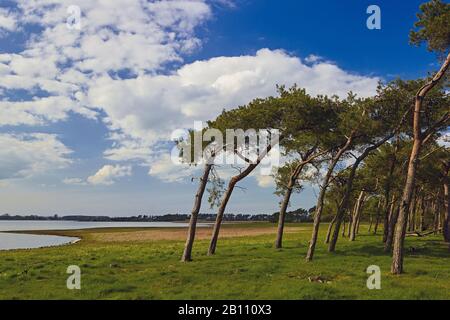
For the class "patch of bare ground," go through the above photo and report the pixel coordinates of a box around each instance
[89,226,307,242]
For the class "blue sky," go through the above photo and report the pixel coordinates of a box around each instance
[0,0,441,216]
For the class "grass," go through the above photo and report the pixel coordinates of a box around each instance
[0,222,449,300]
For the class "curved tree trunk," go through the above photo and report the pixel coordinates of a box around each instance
[391,52,450,275]
[347,211,352,237]
[443,173,449,242]
[325,215,337,244]
[305,136,354,261]
[349,191,366,241]
[275,146,327,249]
[275,186,294,249]
[373,198,382,234]
[275,162,308,248]
[328,138,395,252]
[384,200,400,252]
[305,173,332,262]
[391,142,420,273]
[181,163,213,262]
[208,142,275,255]
[208,178,237,255]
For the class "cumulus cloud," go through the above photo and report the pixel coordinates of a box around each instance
[148,154,195,183]
[91,49,380,163]
[254,174,275,188]
[86,165,132,186]
[0,0,212,127]
[0,133,72,180]
[0,8,18,32]
[1,1,381,185]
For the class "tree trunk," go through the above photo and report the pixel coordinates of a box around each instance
[444,181,449,242]
[347,208,354,238]
[384,199,399,252]
[275,186,294,249]
[275,161,308,249]
[383,152,397,242]
[433,200,439,234]
[325,215,337,244]
[349,191,366,241]
[208,143,275,255]
[408,188,418,232]
[391,146,419,274]
[391,52,450,275]
[305,136,354,261]
[373,198,382,234]
[419,195,426,232]
[181,163,213,262]
[208,178,237,255]
[342,215,347,237]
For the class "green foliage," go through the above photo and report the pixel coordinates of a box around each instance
[410,0,450,56]
[206,167,225,209]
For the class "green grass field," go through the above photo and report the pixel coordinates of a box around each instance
[0,222,449,300]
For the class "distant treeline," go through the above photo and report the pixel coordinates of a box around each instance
[0,207,315,223]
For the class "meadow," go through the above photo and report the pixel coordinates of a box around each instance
[0,222,449,300]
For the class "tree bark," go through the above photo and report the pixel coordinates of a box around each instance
[275,186,294,249]
[419,195,426,232]
[383,151,397,242]
[408,187,418,232]
[384,197,399,252]
[373,198,382,234]
[443,177,449,242]
[347,211,352,237]
[433,199,440,234]
[349,191,366,241]
[342,215,347,237]
[208,177,237,255]
[391,52,450,275]
[181,163,213,262]
[325,215,337,244]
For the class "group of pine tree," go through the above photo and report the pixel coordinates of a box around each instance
[180,0,450,275]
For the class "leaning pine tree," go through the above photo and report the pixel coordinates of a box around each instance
[392,0,450,274]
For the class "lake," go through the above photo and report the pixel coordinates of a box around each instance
[0,220,208,251]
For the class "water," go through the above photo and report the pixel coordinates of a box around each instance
[0,232,80,251]
[0,220,208,251]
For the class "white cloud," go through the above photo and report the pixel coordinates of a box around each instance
[89,49,380,163]
[62,178,87,186]
[304,54,321,64]
[86,165,132,186]
[255,175,275,188]
[1,1,381,185]
[148,154,195,183]
[0,8,18,32]
[0,133,72,180]
[0,0,212,127]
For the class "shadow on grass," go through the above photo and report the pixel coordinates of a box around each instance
[332,235,449,259]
